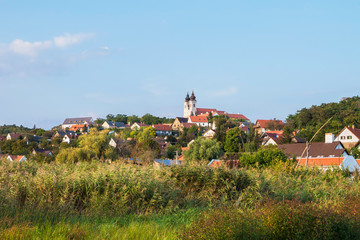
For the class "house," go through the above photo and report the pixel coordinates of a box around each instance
[208,159,240,168]
[278,141,348,159]
[53,130,76,138]
[0,154,27,162]
[154,138,169,152]
[172,117,189,131]
[102,121,126,129]
[62,134,78,144]
[153,124,172,136]
[131,122,150,130]
[62,117,93,130]
[262,132,282,146]
[0,136,5,141]
[203,129,216,139]
[6,133,22,140]
[334,126,360,149]
[24,135,43,144]
[297,155,359,172]
[32,149,52,156]
[254,119,285,135]
[188,115,209,127]
[109,138,123,148]
[153,159,182,168]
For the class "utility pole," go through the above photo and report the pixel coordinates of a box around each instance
[296,114,337,169]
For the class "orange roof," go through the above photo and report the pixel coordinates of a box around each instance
[356,159,360,166]
[196,108,217,114]
[227,113,249,121]
[256,119,284,128]
[153,124,172,131]
[265,130,284,135]
[297,157,344,167]
[69,124,87,131]
[189,115,208,123]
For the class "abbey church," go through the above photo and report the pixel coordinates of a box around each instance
[183,91,250,122]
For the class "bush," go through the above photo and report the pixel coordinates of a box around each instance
[239,146,288,167]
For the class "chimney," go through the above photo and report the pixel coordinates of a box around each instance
[352,125,355,129]
[325,133,334,143]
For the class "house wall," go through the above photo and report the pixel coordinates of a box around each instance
[264,138,278,146]
[334,128,360,148]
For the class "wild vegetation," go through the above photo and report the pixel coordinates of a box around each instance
[1,159,360,239]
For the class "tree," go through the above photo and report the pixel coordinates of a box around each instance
[224,128,243,153]
[166,144,182,159]
[184,138,223,162]
[239,146,288,167]
[138,127,156,142]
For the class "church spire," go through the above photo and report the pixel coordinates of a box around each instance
[185,92,190,102]
[190,91,196,101]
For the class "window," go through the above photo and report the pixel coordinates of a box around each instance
[347,136,352,139]
[341,136,345,140]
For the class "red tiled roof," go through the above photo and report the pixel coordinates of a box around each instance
[256,119,284,128]
[215,111,226,115]
[240,126,249,132]
[153,124,172,131]
[182,123,197,128]
[208,160,240,168]
[266,130,284,135]
[297,157,344,167]
[227,113,249,121]
[196,108,217,114]
[189,115,208,123]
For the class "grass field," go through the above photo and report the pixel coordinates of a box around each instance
[2,160,360,239]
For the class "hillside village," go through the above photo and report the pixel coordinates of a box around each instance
[1,92,360,171]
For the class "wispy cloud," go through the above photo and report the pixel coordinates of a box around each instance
[9,39,52,56]
[0,33,107,80]
[214,86,237,96]
[5,33,93,57]
[53,33,93,48]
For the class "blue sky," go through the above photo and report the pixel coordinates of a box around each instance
[1,0,360,129]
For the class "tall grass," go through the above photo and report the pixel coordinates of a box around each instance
[1,160,360,239]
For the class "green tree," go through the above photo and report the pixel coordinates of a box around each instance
[239,146,288,167]
[184,138,223,162]
[224,128,244,153]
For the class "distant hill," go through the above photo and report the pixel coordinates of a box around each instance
[287,96,360,142]
[0,124,34,136]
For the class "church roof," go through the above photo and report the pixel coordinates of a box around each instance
[185,93,190,102]
[190,91,196,101]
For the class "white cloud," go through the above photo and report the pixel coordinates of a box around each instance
[53,33,93,48]
[0,33,100,80]
[9,39,52,56]
[214,87,237,96]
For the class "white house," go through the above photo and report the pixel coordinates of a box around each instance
[188,115,209,128]
[62,117,93,130]
[130,122,150,130]
[203,129,216,139]
[334,126,360,149]
[102,121,126,129]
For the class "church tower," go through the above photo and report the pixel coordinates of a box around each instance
[184,91,197,117]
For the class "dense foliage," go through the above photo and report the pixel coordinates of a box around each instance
[287,96,360,141]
